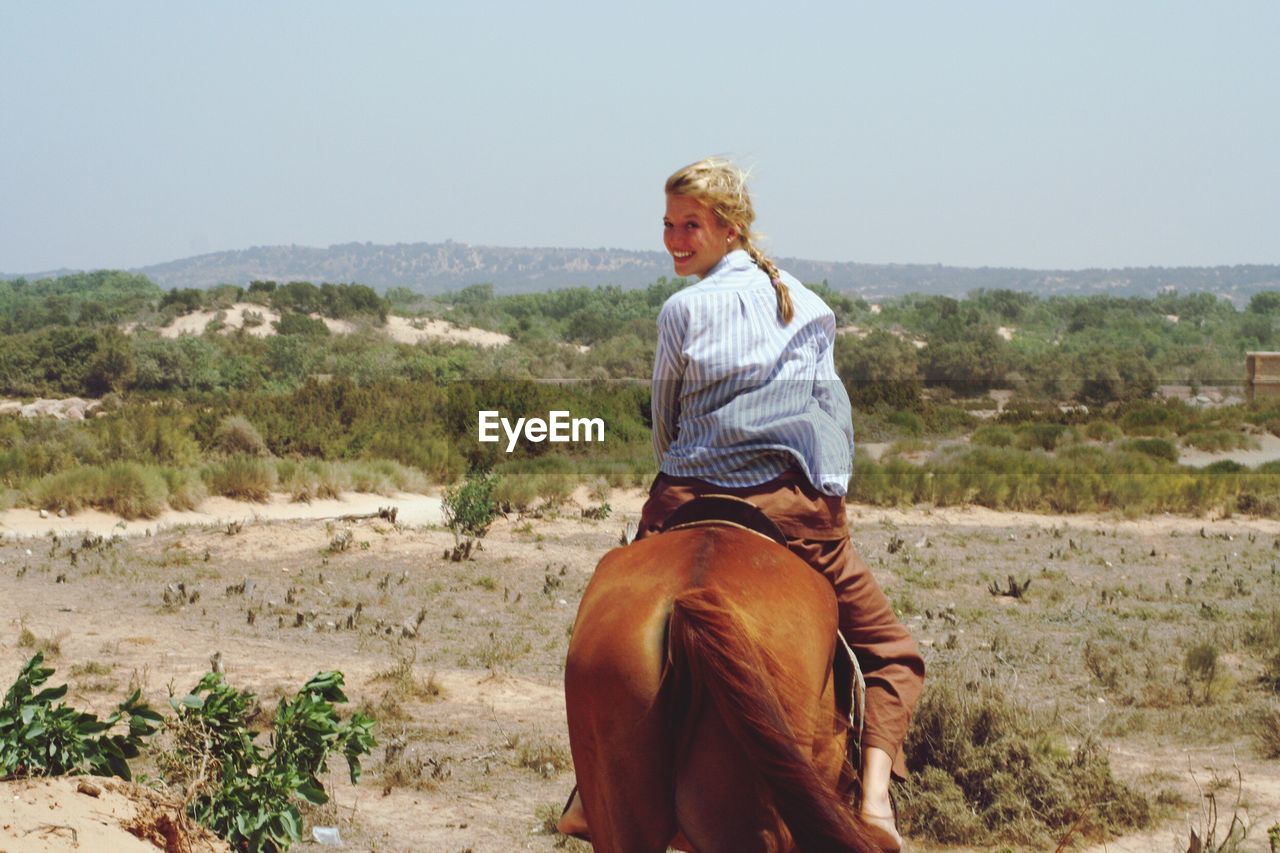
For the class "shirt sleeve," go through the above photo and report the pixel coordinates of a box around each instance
[811,312,856,463]
[651,299,687,463]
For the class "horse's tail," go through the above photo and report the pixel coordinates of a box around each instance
[669,586,873,852]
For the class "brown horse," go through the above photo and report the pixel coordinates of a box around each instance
[561,523,878,852]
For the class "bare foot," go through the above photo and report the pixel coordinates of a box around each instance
[860,809,902,851]
[556,787,589,840]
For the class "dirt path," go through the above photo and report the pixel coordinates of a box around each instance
[0,491,445,540]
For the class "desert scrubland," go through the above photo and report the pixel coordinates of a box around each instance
[3,272,1280,850]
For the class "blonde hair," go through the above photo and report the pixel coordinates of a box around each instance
[665,157,794,324]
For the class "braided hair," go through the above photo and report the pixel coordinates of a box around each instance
[664,157,794,324]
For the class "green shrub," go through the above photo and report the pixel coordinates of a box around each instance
[166,670,375,852]
[214,415,270,457]
[442,470,499,542]
[834,328,923,410]
[365,433,465,484]
[1083,420,1123,442]
[98,462,169,519]
[493,474,539,512]
[887,409,925,437]
[163,468,209,511]
[1245,608,1280,689]
[1234,489,1280,516]
[849,441,1280,516]
[1118,401,1186,436]
[30,467,103,515]
[1015,422,1067,452]
[277,458,345,502]
[996,400,1062,425]
[970,425,1015,448]
[205,455,278,501]
[1181,429,1259,453]
[28,463,168,519]
[347,461,394,495]
[884,438,932,457]
[0,652,160,780]
[1123,437,1179,463]
[273,312,330,337]
[1183,642,1220,704]
[381,459,429,492]
[917,404,979,436]
[533,472,575,507]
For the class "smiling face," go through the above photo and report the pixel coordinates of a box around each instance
[663,193,737,279]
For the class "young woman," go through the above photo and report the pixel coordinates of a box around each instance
[561,157,922,850]
[643,157,924,849]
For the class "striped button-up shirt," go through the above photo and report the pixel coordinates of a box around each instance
[652,250,855,496]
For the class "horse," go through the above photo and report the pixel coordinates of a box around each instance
[560,520,878,852]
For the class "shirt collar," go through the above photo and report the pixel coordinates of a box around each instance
[699,249,753,280]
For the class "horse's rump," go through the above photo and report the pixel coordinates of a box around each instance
[563,525,873,852]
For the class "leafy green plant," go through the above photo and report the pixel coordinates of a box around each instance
[166,670,375,853]
[0,651,160,779]
[442,469,499,544]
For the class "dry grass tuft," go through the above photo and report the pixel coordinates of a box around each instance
[900,672,1151,847]
[512,734,572,778]
[17,620,64,658]
[1256,701,1280,760]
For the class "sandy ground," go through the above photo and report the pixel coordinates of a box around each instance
[154,303,282,337]
[382,315,511,347]
[859,432,1280,469]
[0,491,445,541]
[1179,432,1280,468]
[0,397,100,420]
[0,776,227,851]
[2,489,1279,850]
[141,304,512,348]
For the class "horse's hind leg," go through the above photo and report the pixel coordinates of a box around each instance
[564,623,675,852]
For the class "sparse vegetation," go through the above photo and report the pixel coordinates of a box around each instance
[512,733,572,777]
[6,272,1280,848]
[1257,702,1280,759]
[900,672,1152,846]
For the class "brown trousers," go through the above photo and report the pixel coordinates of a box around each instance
[637,471,925,778]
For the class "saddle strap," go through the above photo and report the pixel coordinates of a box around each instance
[661,494,788,546]
[834,629,866,753]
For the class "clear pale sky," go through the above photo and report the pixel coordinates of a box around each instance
[2,1,1276,273]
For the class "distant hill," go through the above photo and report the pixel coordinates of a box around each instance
[6,241,1279,303]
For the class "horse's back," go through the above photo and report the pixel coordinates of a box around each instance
[564,526,842,852]
[567,526,836,718]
